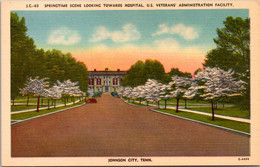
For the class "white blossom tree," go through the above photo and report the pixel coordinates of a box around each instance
[56,80,83,105]
[122,87,133,102]
[47,85,62,109]
[87,89,94,97]
[195,67,244,120]
[20,77,49,112]
[117,87,124,97]
[143,79,166,108]
[168,76,192,112]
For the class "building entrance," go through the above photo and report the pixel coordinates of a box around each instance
[105,86,109,93]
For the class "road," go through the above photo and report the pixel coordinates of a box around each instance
[11,94,249,157]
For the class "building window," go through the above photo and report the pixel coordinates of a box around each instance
[89,78,94,85]
[113,78,118,85]
[97,78,101,85]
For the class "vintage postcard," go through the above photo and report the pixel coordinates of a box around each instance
[1,0,260,166]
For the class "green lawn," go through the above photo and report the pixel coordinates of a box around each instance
[168,99,209,104]
[11,105,40,111]
[188,107,250,119]
[157,109,250,133]
[129,100,151,107]
[11,101,85,121]
[12,97,81,104]
[11,97,84,112]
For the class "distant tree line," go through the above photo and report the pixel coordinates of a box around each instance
[11,12,89,101]
[122,59,191,87]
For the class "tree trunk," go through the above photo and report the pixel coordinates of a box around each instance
[139,99,141,105]
[47,99,50,110]
[158,101,160,109]
[164,100,167,109]
[176,98,179,113]
[12,99,15,106]
[26,95,29,106]
[54,99,56,108]
[185,99,187,109]
[64,97,66,106]
[223,103,224,107]
[37,96,40,112]
[147,101,148,106]
[211,100,215,121]
[73,96,75,104]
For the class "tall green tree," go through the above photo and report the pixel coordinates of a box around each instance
[203,16,250,109]
[11,12,36,100]
[143,59,170,83]
[122,60,145,87]
[11,12,89,100]
[168,67,192,78]
[122,59,170,87]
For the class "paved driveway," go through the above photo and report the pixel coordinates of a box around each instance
[11,94,249,157]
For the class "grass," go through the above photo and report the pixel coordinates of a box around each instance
[11,105,39,111]
[11,101,85,120]
[12,97,81,104]
[168,99,209,104]
[129,100,151,107]
[11,97,83,112]
[157,109,250,133]
[188,107,250,119]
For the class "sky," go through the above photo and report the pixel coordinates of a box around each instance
[15,9,248,73]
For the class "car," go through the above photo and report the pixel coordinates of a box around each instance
[86,98,97,103]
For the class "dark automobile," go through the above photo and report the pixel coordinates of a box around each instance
[86,98,97,103]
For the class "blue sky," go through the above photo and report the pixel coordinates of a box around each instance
[15,9,248,52]
[13,9,249,72]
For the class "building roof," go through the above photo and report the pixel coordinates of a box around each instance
[89,71,128,75]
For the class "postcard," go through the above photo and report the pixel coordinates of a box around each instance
[1,0,260,166]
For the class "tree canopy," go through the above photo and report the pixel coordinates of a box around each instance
[168,68,192,78]
[11,12,89,99]
[203,16,250,109]
[122,59,173,87]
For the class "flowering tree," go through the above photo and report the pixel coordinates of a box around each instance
[183,82,198,101]
[56,80,83,105]
[47,85,62,109]
[88,89,94,97]
[20,77,49,112]
[168,76,192,112]
[122,87,133,102]
[117,87,124,97]
[143,79,166,108]
[195,67,244,120]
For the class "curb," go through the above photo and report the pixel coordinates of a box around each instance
[11,102,85,125]
[150,109,250,137]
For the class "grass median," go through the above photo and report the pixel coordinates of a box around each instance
[11,101,85,121]
[156,109,250,133]
[187,107,250,119]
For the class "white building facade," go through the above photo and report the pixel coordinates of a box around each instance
[88,69,127,93]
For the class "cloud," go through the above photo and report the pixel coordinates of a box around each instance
[153,38,179,50]
[47,27,81,45]
[90,24,141,43]
[152,23,199,40]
